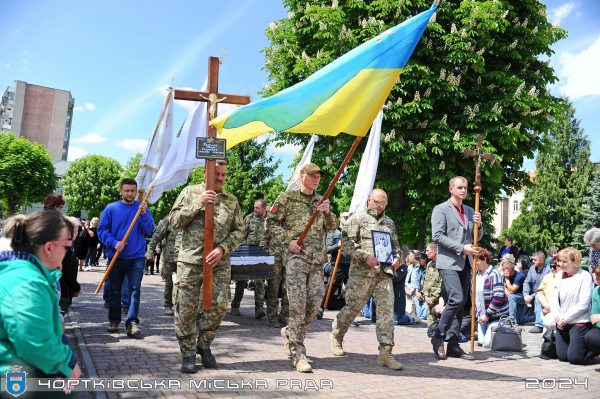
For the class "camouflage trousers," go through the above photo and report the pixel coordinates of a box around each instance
[174,261,230,357]
[266,257,289,322]
[231,279,265,311]
[163,260,177,309]
[283,257,324,360]
[332,276,395,348]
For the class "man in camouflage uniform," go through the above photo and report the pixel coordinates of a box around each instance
[261,222,289,328]
[169,160,244,373]
[230,199,267,319]
[266,163,337,372]
[146,216,181,315]
[423,243,442,328]
[331,188,403,370]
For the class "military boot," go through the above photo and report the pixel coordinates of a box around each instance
[165,307,174,316]
[197,347,216,368]
[281,327,292,356]
[279,316,288,327]
[231,307,242,316]
[255,307,266,319]
[269,318,281,328]
[377,346,403,370]
[180,356,197,373]
[293,357,312,373]
[330,333,344,356]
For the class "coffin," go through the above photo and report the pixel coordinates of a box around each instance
[230,245,275,280]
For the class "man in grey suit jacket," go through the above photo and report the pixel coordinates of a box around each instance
[430,176,482,360]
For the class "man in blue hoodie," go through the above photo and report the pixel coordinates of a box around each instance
[98,178,154,336]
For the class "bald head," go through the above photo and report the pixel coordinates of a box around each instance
[367,188,388,215]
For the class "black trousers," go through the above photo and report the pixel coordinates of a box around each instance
[585,327,600,354]
[556,324,592,364]
[320,263,350,309]
[435,261,472,346]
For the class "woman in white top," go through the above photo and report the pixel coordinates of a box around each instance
[550,247,595,364]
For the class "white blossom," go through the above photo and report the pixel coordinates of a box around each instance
[439,161,445,170]
[424,87,432,97]
[439,68,446,80]
[332,0,338,9]
[532,26,538,34]
[288,11,295,18]
[476,48,485,56]
[319,21,327,30]
[552,20,560,28]
[510,40,518,49]
[502,10,509,19]
[396,98,403,106]
[461,29,467,38]
[453,130,460,141]
[269,22,277,31]
[451,24,457,34]
[414,91,421,102]
[430,12,437,23]
[326,157,334,167]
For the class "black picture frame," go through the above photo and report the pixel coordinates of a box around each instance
[371,230,393,265]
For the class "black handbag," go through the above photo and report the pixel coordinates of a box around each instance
[539,328,558,359]
[490,316,523,352]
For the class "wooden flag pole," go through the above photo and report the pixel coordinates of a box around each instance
[297,136,362,246]
[94,187,154,294]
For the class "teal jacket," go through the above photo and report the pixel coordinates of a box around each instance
[593,286,600,329]
[0,251,75,377]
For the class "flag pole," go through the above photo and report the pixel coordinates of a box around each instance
[95,187,154,294]
[297,136,362,246]
[470,184,481,354]
[324,244,343,310]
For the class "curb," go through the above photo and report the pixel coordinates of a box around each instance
[67,306,108,399]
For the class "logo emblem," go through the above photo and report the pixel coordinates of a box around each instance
[5,365,27,397]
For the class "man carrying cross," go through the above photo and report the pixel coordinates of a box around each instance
[169,160,244,373]
[430,176,482,360]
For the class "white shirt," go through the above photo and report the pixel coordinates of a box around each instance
[550,269,594,325]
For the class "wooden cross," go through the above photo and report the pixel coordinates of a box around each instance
[463,135,495,189]
[462,134,495,355]
[174,56,250,309]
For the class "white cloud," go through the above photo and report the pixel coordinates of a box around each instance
[72,133,107,143]
[67,146,88,161]
[557,36,600,100]
[551,2,577,22]
[85,103,95,111]
[73,106,85,112]
[269,142,302,154]
[5,64,8,69]
[115,139,148,153]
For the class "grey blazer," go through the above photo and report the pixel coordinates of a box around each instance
[431,199,483,271]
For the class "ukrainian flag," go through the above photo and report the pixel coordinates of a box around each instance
[213,2,437,149]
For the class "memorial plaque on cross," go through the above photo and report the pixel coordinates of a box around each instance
[174,56,250,309]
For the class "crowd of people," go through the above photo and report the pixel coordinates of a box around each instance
[1,165,599,391]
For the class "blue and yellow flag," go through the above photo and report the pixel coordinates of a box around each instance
[213,3,437,149]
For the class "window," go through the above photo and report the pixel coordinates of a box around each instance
[7,93,15,102]
[513,200,519,212]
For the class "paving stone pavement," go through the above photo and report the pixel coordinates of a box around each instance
[65,264,600,399]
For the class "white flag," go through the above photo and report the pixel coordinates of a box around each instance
[285,134,319,191]
[136,87,174,196]
[348,108,383,214]
[147,78,209,203]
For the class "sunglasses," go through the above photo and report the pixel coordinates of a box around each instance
[51,239,73,249]
[550,265,559,270]
[341,216,349,220]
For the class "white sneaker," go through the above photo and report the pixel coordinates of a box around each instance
[84,266,91,271]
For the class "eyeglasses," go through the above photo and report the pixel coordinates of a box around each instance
[550,265,559,270]
[368,197,388,206]
[51,239,73,249]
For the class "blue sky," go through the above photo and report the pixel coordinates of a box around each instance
[1,0,598,181]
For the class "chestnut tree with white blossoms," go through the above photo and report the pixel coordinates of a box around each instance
[262,0,568,247]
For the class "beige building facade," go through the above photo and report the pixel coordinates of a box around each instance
[1,80,74,162]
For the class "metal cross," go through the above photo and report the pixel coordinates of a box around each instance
[462,135,495,187]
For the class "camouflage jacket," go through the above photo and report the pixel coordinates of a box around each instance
[259,222,283,257]
[341,207,401,278]
[145,217,181,262]
[169,182,244,267]
[423,260,441,304]
[242,213,266,246]
[266,190,337,265]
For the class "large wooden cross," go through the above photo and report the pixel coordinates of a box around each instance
[174,56,250,309]
[462,134,495,354]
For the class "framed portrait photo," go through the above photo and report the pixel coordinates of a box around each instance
[371,230,393,265]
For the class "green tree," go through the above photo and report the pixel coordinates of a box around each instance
[0,132,57,216]
[507,102,593,251]
[261,0,567,247]
[122,153,143,179]
[571,168,600,268]
[62,155,124,218]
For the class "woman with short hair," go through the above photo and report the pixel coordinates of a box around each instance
[584,228,600,273]
[0,211,81,397]
[550,247,595,364]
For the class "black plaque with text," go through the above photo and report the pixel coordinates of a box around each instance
[196,137,226,160]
